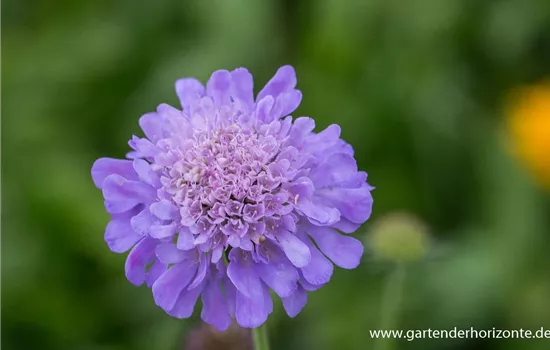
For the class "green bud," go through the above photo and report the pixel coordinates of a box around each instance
[368,212,430,263]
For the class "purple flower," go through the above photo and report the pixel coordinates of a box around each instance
[92,66,374,330]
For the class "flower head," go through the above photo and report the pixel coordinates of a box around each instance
[92,66,374,330]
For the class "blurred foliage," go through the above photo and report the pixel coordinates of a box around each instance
[3,0,550,349]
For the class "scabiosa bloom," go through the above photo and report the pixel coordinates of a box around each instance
[92,66,374,330]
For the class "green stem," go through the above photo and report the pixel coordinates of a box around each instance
[252,323,270,350]
[375,264,407,350]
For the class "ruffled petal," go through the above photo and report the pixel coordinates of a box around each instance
[155,243,187,264]
[157,104,193,139]
[145,260,167,287]
[284,176,315,199]
[255,243,299,297]
[306,124,341,151]
[310,153,358,188]
[188,253,208,290]
[331,218,362,234]
[262,283,274,315]
[300,276,323,291]
[234,284,272,328]
[92,158,138,189]
[102,174,156,213]
[257,65,297,101]
[316,184,373,224]
[133,158,160,187]
[139,112,163,143]
[175,78,205,112]
[149,199,178,220]
[177,229,195,250]
[128,136,160,158]
[222,275,237,316]
[130,208,157,235]
[307,226,364,269]
[255,96,275,124]
[109,205,143,221]
[299,234,333,285]
[276,230,311,268]
[149,222,178,239]
[206,70,231,107]
[104,219,142,253]
[231,68,254,112]
[289,117,315,145]
[125,237,157,286]
[274,89,302,118]
[227,252,263,300]
[282,285,307,318]
[168,282,205,319]
[297,197,340,226]
[152,261,197,311]
[201,278,232,331]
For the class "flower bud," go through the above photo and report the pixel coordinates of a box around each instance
[368,212,429,263]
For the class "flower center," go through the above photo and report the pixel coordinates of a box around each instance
[158,124,294,249]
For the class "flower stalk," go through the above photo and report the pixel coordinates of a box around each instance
[375,264,406,350]
[252,323,270,350]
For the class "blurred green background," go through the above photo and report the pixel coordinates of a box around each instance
[3,0,550,349]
